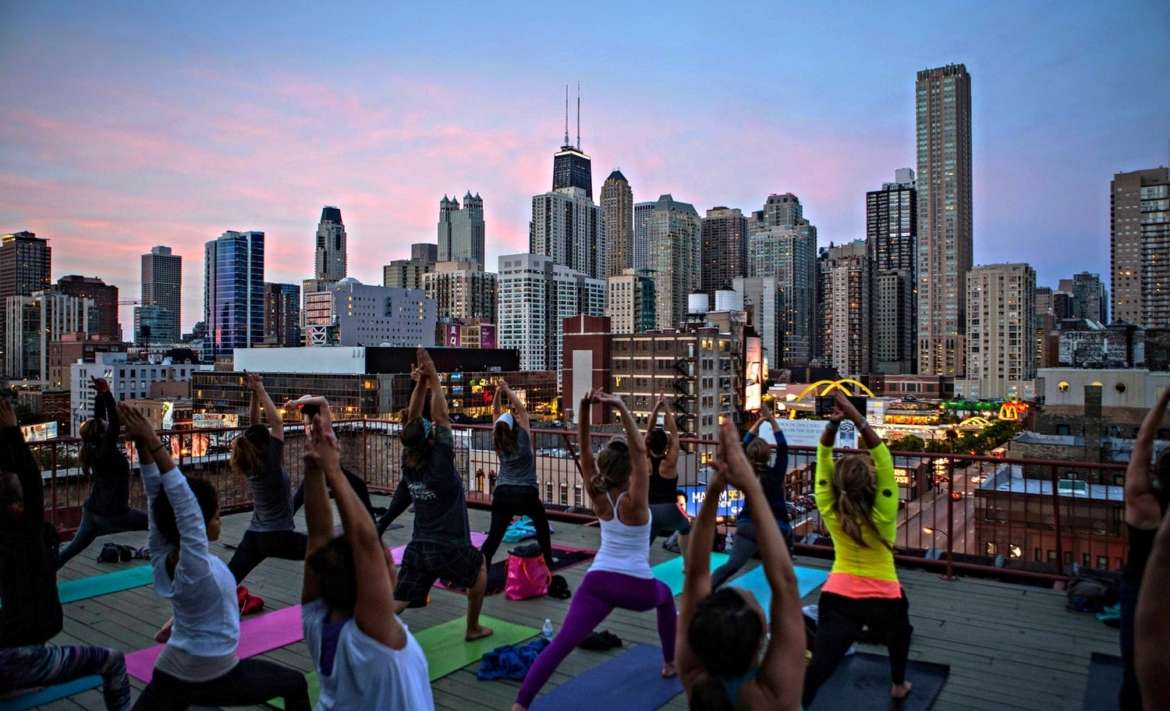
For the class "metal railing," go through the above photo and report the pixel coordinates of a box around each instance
[29,420,1128,584]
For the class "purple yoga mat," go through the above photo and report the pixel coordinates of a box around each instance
[388,531,488,565]
[126,604,304,682]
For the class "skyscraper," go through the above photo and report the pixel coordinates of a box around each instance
[643,195,702,330]
[4,291,93,382]
[423,261,498,323]
[263,283,301,347]
[819,241,871,377]
[437,193,486,269]
[384,243,438,290]
[748,194,817,366]
[56,275,120,341]
[916,64,973,376]
[1069,272,1108,324]
[315,206,347,282]
[203,231,265,361]
[867,169,917,373]
[701,207,748,299]
[965,263,1035,399]
[140,245,182,343]
[600,170,634,277]
[529,187,606,280]
[732,276,782,369]
[606,268,656,334]
[0,232,51,372]
[552,86,593,198]
[633,201,653,272]
[1111,166,1170,326]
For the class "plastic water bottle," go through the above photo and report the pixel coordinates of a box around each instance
[541,619,554,641]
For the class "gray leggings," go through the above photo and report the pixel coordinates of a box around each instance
[711,519,759,589]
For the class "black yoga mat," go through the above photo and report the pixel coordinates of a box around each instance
[807,653,949,711]
[1081,652,1123,711]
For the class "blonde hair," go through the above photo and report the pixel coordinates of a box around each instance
[230,436,264,479]
[831,455,888,549]
[592,437,631,494]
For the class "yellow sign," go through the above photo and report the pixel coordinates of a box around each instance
[795,378,877,400]
[998,401,1028,421]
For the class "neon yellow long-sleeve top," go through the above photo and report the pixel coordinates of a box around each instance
[815,442,902,598]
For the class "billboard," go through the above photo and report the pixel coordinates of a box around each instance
[775,418,858,448]
[744,335,763,412]
[479,324,497,350]
[680,484,746,519]
[161,401,175,431]
[21,421,58,442]
[443,324,461,348]
[193,413,239,429]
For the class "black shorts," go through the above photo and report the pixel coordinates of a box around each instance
[395,541,483,603]
[650,502,692,538]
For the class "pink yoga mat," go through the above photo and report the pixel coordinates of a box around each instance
[388,531,488,565]
[126,604,304,682]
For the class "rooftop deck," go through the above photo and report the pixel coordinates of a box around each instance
[45,496,1118,710]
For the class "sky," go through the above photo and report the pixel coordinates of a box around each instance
[1,1,1168,338]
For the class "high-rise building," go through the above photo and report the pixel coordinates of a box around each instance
[965,263,1035,399]
[140,246,182,343]
[1069,272,1108,324]
[819,241,871,377]
[732,276,782,369]
[1034,286,1059,371]
[135,305,175,345]
[203,230,265,361]
[633,201,653,272]
[552,90,593,198]
[748,195,817,366]
[606,268,656,335]
[701,207,748,300]
[867,169,917,373]
[303,278,435,348]
[384,243,438,290]
[1111,166,1170,327]
[916,64,973,376]
[643,195,702,330]
[497,254,604,372]
[55,275,120,341]
[0,231,51,373]
[263,283,301,347]
[4,290,94,382]
[529,187,606,280]
[315,206,347,282]
[437,193,486,269]
[422,261,498,323]
[600,170,634,277]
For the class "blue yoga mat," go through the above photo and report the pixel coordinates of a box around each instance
[58,565,153,604]
[530,644,682,711]
[729,564,830,620]
[652,553,729,596]
[0,675,101,711]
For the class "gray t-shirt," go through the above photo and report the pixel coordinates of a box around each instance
[495,427,536,489]
[248,438,294,532]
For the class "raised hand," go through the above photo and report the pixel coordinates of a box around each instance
[716,421,757,492]
[244,372,264,392]
[833,391,863,424]
[0,399,16,429]
[416,347,437,377]
[303,413,340,474]
[118,403,155,442]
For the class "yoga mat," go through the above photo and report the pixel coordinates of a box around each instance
[439,544,596,595]
[58,565,154,604]
[729,564,830,619]
[389,531,488,565]
[0,675,101,711]
[1081,652,1123,711]
[269,672,320,710]
[415,614,537,681]
[126,604,305,682]
[652,553,729,596]
[806,653,949,711]
[529,644,682,711]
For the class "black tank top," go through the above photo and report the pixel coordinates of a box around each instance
[648,457,677,504]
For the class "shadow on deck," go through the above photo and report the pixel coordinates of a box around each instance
[46,497,1118,710]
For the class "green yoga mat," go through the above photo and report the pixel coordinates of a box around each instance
[59,565,153,603]
[271,614,537,708]
[652,553,729,596]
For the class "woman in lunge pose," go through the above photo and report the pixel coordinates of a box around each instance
[300,400,433,710]
[678,420,805,710]
[123,404,309,710]
[710,405,793,590]
[802,391,912,707]
[512,388,677,711]
[479,379,554,570]
[645,398,690,568]
[57,376,148,568]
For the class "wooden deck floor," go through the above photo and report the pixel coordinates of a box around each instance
[45,496,1118,710]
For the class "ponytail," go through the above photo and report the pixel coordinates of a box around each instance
[688,672,734,710]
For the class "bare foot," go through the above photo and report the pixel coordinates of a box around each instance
[510,704,527,711]
[155,618,174,644]
[466,625,494,642]
[661,661,677,678]
[891,681,913,700]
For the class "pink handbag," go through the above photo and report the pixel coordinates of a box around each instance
[505,552,551,600]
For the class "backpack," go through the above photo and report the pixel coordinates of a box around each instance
[1066,571,1119,613]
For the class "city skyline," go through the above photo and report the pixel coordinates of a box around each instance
[1,2,1168,335]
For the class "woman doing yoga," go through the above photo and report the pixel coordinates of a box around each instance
[645,399,690,568]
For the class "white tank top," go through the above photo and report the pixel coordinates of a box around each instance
[588,490,654,579]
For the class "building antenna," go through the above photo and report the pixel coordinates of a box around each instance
[576,81,581,150]
[563,84,570,147]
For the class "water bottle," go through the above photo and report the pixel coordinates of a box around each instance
[541,619,554,641]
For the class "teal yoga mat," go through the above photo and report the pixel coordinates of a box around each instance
[0,675,101,711]
[58,565,153,604]
[652,553,729,596]
[730,564,830,619]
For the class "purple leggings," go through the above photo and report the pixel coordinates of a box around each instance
[516,570,676,707]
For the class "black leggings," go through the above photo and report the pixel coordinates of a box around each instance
[227,529,308,583]
[480,485,553,568]
[803,591,912,708]
[131,658,309,711]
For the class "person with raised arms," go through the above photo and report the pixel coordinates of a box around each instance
[645,398,691,569]
[300,399,434,710]
[677,420,805,710]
